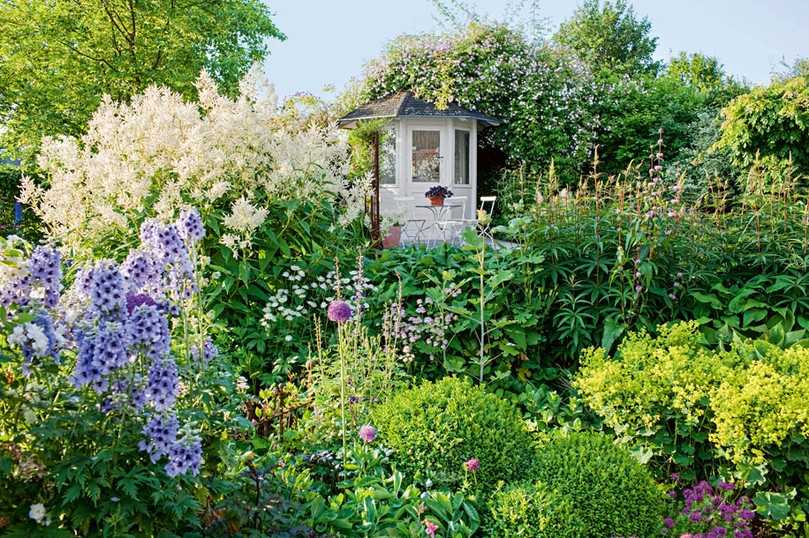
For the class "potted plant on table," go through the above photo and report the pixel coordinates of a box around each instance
[425,185,453,206]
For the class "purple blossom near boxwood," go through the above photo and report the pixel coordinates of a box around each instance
[662,479,754,538]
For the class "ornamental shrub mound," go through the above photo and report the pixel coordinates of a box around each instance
[485,481,585,537]
[370,377,534,497]
[531,432,665,538]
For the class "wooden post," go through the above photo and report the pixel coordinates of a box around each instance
[371,131,381,247]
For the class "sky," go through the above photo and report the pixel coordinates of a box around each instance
[261,0,809,100]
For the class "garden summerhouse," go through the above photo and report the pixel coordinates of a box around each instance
[338,91,500,244]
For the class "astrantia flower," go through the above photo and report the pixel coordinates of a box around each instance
[28,503,48,525]
[358,424,377,443]
[423,520,438,537]
[464,457,480,473]
[327,299,353,323]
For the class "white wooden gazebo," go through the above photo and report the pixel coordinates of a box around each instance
[338,91,500,243]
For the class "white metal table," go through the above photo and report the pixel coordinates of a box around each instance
[415,202,463,245]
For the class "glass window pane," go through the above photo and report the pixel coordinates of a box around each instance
[380,127,397,184]
[454,130,470,185]
[412,130,440,183]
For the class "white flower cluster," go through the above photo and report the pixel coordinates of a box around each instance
[8,323,49,357]
[220,197,271,256]
[29,503,50,526]
[261,264,374,327]
[21,65,356,256]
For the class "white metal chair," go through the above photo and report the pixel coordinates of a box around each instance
[394,196,426,246]
[479,196,497,218]
[437,195,468,245]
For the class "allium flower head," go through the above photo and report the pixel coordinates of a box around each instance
[327,299,353,323]
[464,457,480,473]
[358,424,377,443]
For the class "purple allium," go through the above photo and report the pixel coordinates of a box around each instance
[327,299,353,323]
[663,516,674,528]
[690,511,702,522]
[177,208,205,244]
[464,457,480,473]
[126,292,156,314]
[358,424,377,443]
[718,481,734,491]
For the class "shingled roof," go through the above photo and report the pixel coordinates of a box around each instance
[337,91,501,128]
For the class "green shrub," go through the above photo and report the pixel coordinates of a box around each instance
[485,481,584,537]
[370,377,534,497]
[531,432,664,538]
[575,322,809,528]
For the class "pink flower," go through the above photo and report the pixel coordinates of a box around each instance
[423,519,438,537]
[358,424,377,443]
[464,457,480,473]
[327,300,353,323]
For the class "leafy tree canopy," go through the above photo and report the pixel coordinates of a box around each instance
[0,0,284,163]
[554,0,659,77]
[665,52,748,108]
[715,75,809,180]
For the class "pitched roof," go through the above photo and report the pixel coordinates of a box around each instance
[337,91,501,128]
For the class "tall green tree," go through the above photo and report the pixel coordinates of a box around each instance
[554,0,658,77]
[665,52,747,108]
[0,0,284,162]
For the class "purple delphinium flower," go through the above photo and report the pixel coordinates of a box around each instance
[29,245,61,307]
[358,424,377,443]
[464,457,480,473]
[121,250,160,292]
[165,432,203,477]
[128,303,170,359]
[139,413,179,463]
[177,208,205,244]
[89,261,126,318]
[146,357,179,411]
[327,299,353,323]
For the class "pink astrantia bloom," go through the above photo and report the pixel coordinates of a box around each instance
[358,424,377,443]
[464,457,480,473]
[423,520,438,537]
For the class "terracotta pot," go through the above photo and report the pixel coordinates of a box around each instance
[429,195,445,206]
[382,225,402,248]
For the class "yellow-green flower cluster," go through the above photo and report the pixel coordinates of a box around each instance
[576,321,809,474]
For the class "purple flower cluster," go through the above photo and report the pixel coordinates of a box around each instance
[327,299,353,323]
[663,478,755,538]
[177,208,205,244]
[139,413,202,477]
[5,208,209,480]
[0,244,61,309]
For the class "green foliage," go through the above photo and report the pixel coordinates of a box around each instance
[359,22,597,183]
[370,377,535,497]
[716,75,809,181]
[205,199,366,384]
[485,481,585,537]
[575,322,809,522]
[531,432,665,538]
[309,445,479,537]
[555,0,659,77]
[0,164,41,242]
[665,52,748,109]
[0,0,284,161]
